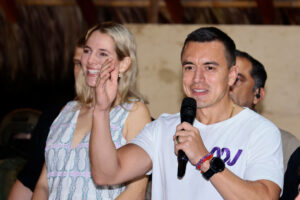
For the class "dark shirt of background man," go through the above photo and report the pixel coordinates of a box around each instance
[17,101,66,191]
[280,146,300,200]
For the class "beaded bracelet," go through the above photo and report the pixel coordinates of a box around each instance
[196,152,213,170]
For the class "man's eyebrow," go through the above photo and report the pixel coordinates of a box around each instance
[182,61,220,66]
[203,61,219,66]
[182,61,194,65]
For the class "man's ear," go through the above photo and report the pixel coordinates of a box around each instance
[119,57,131,74]
[253,87,266,105]
[228,65,238,86]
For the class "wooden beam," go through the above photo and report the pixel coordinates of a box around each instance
[164,0,184,23]
[75,0,97,26]
[0,0,18,23]
[183,1,256,8]
[14,0,300,8]
[148,0,159,23]
[113,7,127,24]
[255,0,275,24]
[182,1,300,8]
[281,7,296,24]
[16,0,74,6]
[159,6,172,22]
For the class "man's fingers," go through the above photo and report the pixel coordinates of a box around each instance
[176,122,193,131]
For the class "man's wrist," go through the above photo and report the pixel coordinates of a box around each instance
[202,157,225,180]
[195,152,213,172]
[200,157,212,173]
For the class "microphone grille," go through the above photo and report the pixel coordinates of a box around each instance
[180,97,197,123]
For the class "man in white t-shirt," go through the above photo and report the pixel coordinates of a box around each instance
[90,27,283,199]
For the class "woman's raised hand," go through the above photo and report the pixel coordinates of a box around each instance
[94,58,119,111]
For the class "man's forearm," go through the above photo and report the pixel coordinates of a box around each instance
[210,168,280,200]
[115,176,149,200]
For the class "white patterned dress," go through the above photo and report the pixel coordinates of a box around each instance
[45,101,133,200]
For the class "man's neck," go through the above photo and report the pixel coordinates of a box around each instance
[196,97,235,125]
[251,104,257,112]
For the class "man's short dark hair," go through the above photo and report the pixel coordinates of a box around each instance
[181,27,236,68]
[235,50,267,90]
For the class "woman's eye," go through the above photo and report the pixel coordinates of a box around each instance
[100,52,108,57]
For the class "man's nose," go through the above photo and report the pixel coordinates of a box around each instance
[193,67,205,82]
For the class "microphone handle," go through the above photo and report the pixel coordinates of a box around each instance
[177,150,188,178]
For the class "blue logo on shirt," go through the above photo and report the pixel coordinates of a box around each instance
[210,147,243,166]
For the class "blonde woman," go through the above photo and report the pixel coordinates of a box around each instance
[33,22,151,199]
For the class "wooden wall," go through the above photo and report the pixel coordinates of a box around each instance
[127,24,300,139]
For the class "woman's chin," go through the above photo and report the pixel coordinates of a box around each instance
[86,79,97,88]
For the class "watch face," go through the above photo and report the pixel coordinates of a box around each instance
[211,157,225,172]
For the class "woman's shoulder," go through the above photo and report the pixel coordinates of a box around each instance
[61,100,79,111]
[124,101,151,141]
[125,101,151,125]
[128,101,150,117]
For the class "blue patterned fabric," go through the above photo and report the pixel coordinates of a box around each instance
[45,101,132,200]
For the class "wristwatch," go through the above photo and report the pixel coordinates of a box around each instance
[202,157,225,180]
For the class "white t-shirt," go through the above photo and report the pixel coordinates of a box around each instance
[130,108,283,200]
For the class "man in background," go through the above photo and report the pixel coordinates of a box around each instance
[230,49,300,170]
[7,36,85,200]
[229,49,300,199]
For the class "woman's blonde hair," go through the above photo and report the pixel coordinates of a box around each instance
[75,22,145,107]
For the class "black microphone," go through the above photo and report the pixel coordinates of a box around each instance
[177,97,197,179]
